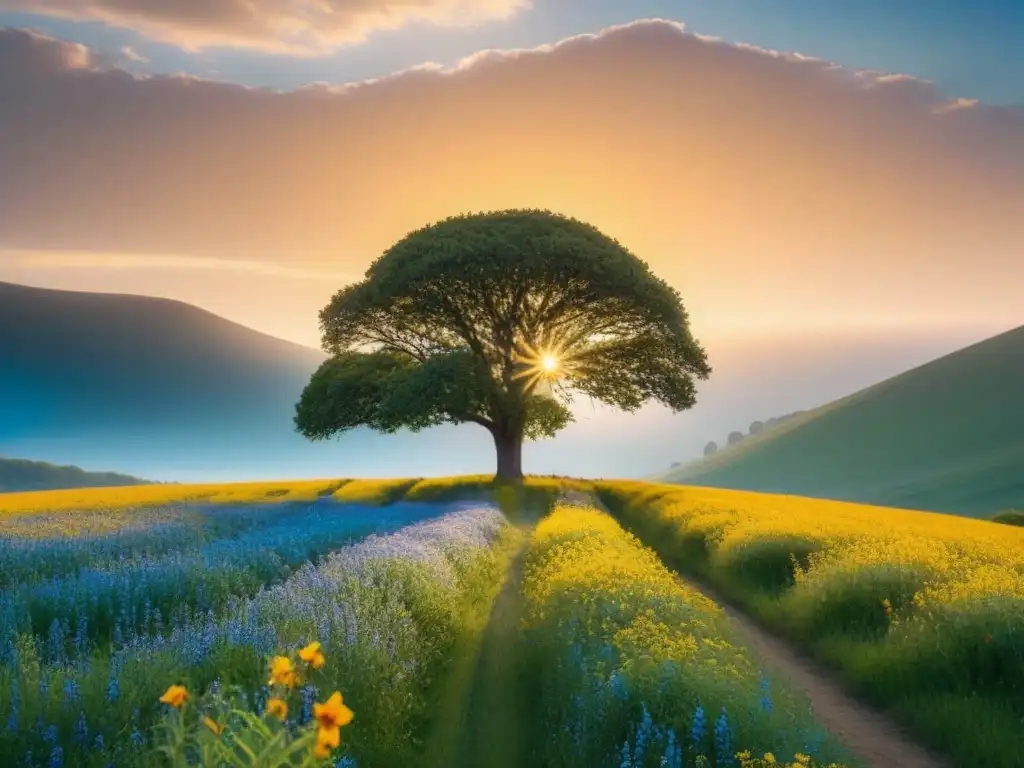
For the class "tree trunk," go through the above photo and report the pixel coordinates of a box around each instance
[493,428,524,481]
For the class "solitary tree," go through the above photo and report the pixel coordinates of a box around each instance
[727,430,745,446]
[703,441,718,456]
[294,210,711,480]
[749,420,764,435]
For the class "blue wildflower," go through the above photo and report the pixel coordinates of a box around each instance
[714,708,733,767]
[620,739,633,768]
[690,704,706,748]
[299,684,318,726]
[106,673,119,703]
[760,676,773,713]
[62,677,80,707]
[609,671,629,701]
[74,710,88,746]
[661,728,681,768]
[634,705,653,765]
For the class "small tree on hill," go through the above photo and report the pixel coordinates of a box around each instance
[749,420,764,435]
[294,209,711,480]
[704,441,718,456]
[727,430,745,446]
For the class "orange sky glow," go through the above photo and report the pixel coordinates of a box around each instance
[0,20,1020,349]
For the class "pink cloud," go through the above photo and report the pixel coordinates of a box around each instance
[0,0,532,53]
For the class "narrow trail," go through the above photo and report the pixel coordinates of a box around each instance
[426,493,951,768]
[591,496,953,768]
[703,587,952,768]
[421,513,536,768]
[452,540,531,768]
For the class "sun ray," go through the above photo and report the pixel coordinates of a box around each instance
[511,333,581,396]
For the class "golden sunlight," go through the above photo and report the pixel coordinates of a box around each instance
[513,338,576,395]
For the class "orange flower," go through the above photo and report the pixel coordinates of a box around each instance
[313,726,339,759]
[312,692,353,758]
[265,697,288,721]
[299,641,326,670]
[268,656,298,688]
[159,684,189,709]
[202,716,222,735]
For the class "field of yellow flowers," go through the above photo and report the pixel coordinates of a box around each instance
[0,475,864,768]
[595,482,1024,768]
[517,503,854,768]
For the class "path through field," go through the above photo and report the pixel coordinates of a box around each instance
[592,496,954,768]
[701,581,952,768]
[421,515,535,768]
[425,493,952,768]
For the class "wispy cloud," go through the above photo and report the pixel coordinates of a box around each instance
[0,0,532,53]
[3,251,359,282]
[119,45,148,63]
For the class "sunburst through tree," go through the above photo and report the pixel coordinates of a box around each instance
[512,337,579,398]
[296,209,711,480]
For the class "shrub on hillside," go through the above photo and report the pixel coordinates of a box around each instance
[991,509,1024,526]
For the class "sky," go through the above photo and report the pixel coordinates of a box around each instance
[0,1,1022,477]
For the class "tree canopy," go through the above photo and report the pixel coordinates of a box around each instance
[295,209,711,479]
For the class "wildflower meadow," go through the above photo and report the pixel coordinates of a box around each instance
[596,482,1024,768]
[0,481,518,767]
[517,503,852,768]
[4,474,1012,767]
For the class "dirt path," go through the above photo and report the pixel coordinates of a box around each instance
[685,571,950,768]
[452,540,531,768]
[421,518,535,768]
[591,496,952,768]
[426,493,951,768]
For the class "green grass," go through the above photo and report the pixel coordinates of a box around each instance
[598,481,1024,768]
[659,324,1024,518]
[516,502,855,767]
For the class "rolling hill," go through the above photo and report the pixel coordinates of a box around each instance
[658,324,1024,517]
[0,281,491,481]
[0,457,150,493]
[1,280,1012,484]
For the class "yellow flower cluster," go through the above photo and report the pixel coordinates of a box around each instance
[604,482,1024,624]
[522,504,754,681]
[737,750,844,768]
[0,479,348,519]
[158,639,353,762]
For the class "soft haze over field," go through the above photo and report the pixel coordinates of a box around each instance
[0,2,1021,479]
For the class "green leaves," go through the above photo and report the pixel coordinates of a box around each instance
[522,395,574,440]
[298,208,711,463]
[376,350,493,432]
[294,351,413,439]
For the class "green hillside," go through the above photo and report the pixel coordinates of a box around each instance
[0,457,151,493]
[659,324,1024,517]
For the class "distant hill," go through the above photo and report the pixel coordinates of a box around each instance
[0,279,323,440]
[658,325,1024,517]
[0,281,494,481]
[0,457,150,493]
[1,280,1011,482]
